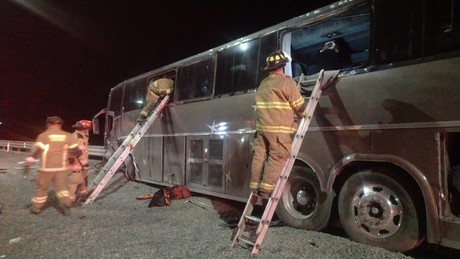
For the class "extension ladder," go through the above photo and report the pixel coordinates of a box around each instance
[231,69,339,257]
[84,95,170,205]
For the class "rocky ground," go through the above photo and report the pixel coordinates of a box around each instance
[0,150,457,259]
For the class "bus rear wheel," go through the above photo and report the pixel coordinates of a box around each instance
[338,169,423,252]
[276,166,333,231]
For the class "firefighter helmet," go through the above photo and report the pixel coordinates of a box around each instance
[262,50,291,71]
[72,120,92,130]
[46,116,64,125]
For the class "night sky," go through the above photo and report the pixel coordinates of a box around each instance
[1,0,335,144]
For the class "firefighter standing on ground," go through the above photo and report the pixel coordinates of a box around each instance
[138,78,174,123]
[26,116,81,216]
[68,120,92,203]
[250,51,307,196]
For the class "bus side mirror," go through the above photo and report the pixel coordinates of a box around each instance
[92,108,107,135]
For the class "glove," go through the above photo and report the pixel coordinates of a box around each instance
[25,157,36,166]
[297,110,307,118]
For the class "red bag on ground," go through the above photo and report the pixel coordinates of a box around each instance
[170,186,191,200]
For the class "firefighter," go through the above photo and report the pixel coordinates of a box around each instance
[67,119,92,204]
[315,40,341,71]
[138,78,174,123]
[25,116,81,216]
[250,51,307,197]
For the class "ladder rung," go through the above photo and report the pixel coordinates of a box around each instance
[321,107,339,114]
[300,79,316,85]
[238,236,256,247]
[245,215,262,224]
[253,192,271,199]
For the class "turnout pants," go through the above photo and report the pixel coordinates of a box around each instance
[68,170,86,201]
[31,170,71,212]
[140,93,159,118]
[250,132,292,193]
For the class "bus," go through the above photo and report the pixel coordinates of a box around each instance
[92,0,460,253]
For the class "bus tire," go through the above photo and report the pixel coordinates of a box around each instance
[338,169,423,252]
[276,166,333,231]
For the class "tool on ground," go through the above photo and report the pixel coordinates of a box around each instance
[231,69,339,257]
[84,95,170,204]
[185,199,208,210]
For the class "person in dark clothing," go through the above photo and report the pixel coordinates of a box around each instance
[315,40,341,71]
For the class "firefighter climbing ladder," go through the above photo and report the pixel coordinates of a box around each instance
[231,69,339,257]
[84,95,170,205]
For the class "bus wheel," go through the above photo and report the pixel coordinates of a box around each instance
[276,166,333,231]
[338,169,422,252]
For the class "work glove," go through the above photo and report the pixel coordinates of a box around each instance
[297,110,307,118]
[25,157,35,166]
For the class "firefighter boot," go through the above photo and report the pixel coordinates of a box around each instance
[61,205,71,216]
[137,114,147,125]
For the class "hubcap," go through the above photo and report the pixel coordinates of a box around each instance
[351,184,403,238]
[284,179,317,219]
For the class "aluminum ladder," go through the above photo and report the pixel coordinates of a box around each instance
[231,69,339,257]
[84,95,170,205]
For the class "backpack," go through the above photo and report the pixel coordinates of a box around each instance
[170,185,191,200]
[148,187,171,207]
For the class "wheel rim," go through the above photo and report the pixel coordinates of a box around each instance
[350,184,403,238]
[282,177,317,219]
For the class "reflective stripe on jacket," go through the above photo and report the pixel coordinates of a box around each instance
[255,72,305,133]
[34,128,79,172]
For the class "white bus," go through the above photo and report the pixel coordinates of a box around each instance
[93,0,460,252]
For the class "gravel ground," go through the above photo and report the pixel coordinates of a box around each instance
[0,151,434,258]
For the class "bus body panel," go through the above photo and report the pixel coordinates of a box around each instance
[96,0,460,252]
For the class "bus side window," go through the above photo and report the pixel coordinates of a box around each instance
[289,3,370,75]
[177,58,214,101]
[376,0,459,64]
[147,70,177,103]
[215,39,261,96]
[123,80,148,113]
[108,84,124,117]
[426,0,460,55]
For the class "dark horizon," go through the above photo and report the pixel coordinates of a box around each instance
[0,0,335,144]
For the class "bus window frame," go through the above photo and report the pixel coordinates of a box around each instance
[146,69,177,103]
[282,2,371,77]
[175,55,216,104]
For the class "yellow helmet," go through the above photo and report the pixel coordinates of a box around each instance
[262,50,291,71]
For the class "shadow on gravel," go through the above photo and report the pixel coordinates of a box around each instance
[84,174,129,203]
[405,242,460,259]
[201,195,460,259]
